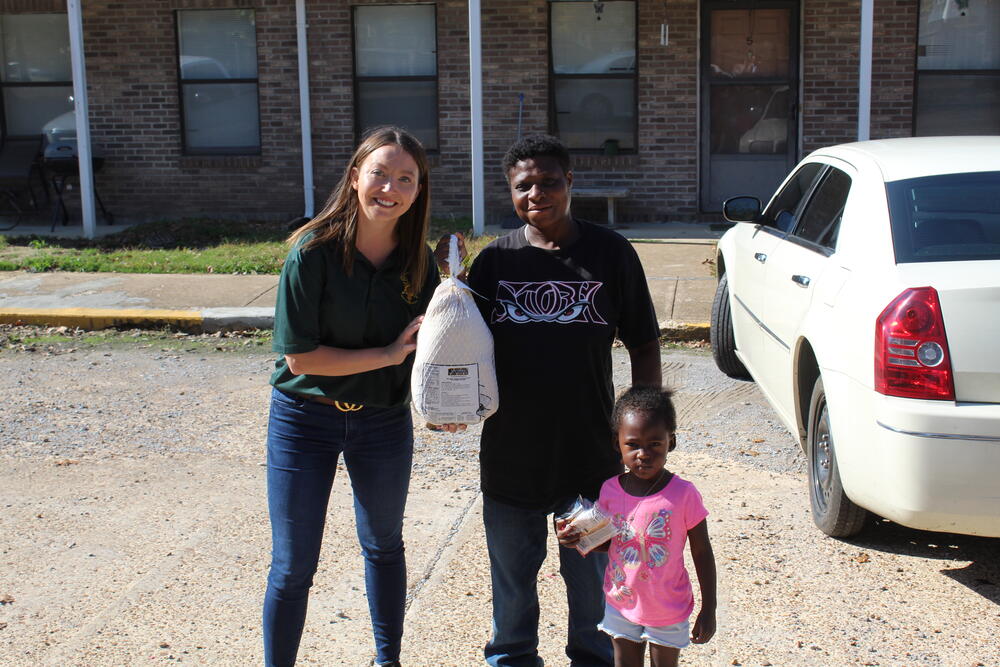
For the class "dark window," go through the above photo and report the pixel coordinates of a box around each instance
[550,1,636,153]
[176,10,260,155]
[886,171,1000,263]
[794,168,851,250]
[760,162,824,232]
[915,0,1000,135]
[0,14,73,138]
[353,5,438,151]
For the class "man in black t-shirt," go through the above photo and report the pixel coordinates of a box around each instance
[466,135,662,666]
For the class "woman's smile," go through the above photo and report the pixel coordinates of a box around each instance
[352,144,421,227]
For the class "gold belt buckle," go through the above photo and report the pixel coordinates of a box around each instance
[333,401,363,412]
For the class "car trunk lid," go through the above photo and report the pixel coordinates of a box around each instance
[895,260,1000,403]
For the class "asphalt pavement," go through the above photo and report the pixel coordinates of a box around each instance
[0,222,725,338]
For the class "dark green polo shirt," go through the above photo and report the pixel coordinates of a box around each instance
[269,236,439,407]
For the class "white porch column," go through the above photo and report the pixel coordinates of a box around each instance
[67,0,96,238]
[468,0,485,236]
[295,0,315,219]
[858,0,874,141]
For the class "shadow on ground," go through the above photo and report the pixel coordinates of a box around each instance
[841,516,1000,605]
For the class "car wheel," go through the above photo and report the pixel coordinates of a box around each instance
[807,377,867,537]
[710,273,749,379]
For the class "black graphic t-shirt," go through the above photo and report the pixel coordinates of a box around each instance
[468,220,659,510]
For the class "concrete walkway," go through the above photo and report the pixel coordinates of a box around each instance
[0,222,724,338]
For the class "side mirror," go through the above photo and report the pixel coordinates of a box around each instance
[723,196,762,223]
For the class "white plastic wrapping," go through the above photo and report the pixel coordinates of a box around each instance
[411,235,499,425]
[559,495,616,555]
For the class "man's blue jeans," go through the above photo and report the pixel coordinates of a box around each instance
[263,388,413,666]
[483,495,613,667]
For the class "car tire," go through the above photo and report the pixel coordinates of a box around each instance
[807,377,867,537]
[710,273,749,379]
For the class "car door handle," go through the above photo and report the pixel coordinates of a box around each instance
[791,274,811,287]
[754,252,767,263]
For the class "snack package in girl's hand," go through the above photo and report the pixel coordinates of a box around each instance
[559,495,617,555]
[411,234,499,425]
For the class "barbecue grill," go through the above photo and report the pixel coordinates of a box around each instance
[42,112,114,228]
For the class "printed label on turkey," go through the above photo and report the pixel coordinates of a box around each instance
[421,363,480,418]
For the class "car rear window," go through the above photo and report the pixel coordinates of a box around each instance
[886,171,1000,263]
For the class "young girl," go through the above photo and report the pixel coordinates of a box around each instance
[558,386,717,667]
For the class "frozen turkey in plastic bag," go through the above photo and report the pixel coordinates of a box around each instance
[411,235,498,425]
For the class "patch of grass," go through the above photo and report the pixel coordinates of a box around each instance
[0,218,290,274]
[1,324,273,354]
[14,333,76,345]
[428,217,495,274]
[429,215,475,238]
[0,217,496,275]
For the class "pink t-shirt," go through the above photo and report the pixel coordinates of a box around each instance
[598,473,709,626]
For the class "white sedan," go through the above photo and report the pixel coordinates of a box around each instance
[710,136,1000,538]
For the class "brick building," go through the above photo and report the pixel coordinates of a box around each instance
[2,0,997,230]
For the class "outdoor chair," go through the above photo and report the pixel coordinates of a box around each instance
[0,135,46,231]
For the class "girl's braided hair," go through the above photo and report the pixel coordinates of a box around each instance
[611,386,677,442]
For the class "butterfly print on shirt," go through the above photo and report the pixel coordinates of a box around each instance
[607,558,634,603]
[614,508,672,579]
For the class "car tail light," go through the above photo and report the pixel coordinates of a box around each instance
[875,287,955,400]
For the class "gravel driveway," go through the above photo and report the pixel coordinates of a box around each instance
[1,329,997,666]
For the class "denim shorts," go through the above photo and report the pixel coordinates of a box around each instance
[597,602,691,649]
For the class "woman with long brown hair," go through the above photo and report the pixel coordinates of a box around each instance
[263,126,438,667]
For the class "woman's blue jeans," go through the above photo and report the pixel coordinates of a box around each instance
[263,388,413,666]
[483,495,613,667]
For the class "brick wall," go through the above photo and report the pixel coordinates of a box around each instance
[870,0,916,138]
[479,0,548,220]
[801,0,917,152]
[801,0,862,152]
[434,0,473,216]
[476,0,700,223]
[77,0,303,221]
[635,0,699,220]
[301,0,356,212]
[305,0,477,218]
[15,0,923,224]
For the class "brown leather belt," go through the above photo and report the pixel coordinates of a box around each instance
[309,396,364,412]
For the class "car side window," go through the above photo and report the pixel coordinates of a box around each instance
[760,162,825,232]
[793,167,851,250]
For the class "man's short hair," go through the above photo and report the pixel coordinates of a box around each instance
[501,134,571,179]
